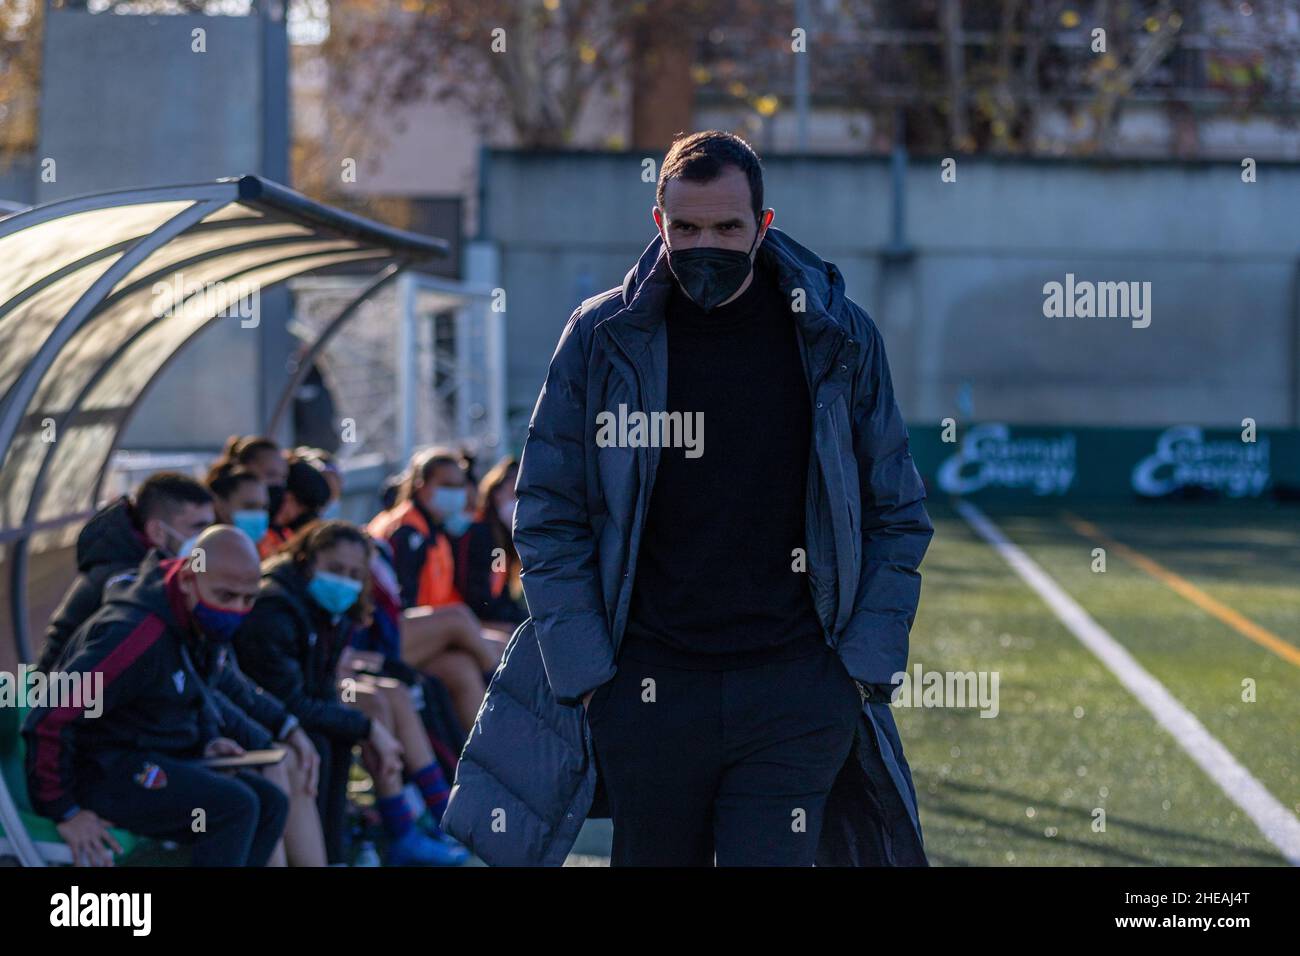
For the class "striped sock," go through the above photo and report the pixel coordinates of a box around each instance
[414,761,451,821]
[377,791,416,840]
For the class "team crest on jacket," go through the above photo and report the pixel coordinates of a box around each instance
[172,670,185,693]
[134,762,167,790]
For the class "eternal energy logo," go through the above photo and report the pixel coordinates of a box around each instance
[1132,425,1270,498]
[938,423,1076,496]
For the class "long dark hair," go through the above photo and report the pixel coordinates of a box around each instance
[282,520,375,627]
[398,446,467,505]
[477,456,520,582]
[215,435,281,471]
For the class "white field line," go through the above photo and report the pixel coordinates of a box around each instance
[955,499,1300,866]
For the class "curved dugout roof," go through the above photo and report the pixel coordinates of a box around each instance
[0,175,447,658]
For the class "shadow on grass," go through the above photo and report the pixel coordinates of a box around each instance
[915,771,1283,866]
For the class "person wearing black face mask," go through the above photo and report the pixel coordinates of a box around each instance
[259,457,332,559]
[23,526,289,867]
[443,130,934,869]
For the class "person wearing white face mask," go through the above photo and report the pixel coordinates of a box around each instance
[38,472,215,674]
[366,448,506,732]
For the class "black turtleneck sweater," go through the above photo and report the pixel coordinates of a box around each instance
[622,258,824,669]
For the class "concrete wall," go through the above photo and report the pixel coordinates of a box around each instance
[37,12,262,201]
[481,150,1300,441]
[36,9,294,451]
[0,156,36,208]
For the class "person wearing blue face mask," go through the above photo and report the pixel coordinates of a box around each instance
[206,465,271,546]
[366,447,507,733]
[367,448,475,606]
[23,526,290,867]
[234,520,468,866]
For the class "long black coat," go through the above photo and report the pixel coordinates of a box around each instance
[442,228,933,865]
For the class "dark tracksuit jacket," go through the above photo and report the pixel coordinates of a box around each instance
[453,521,528,626]
[22,552,291,823]
[38,497,149,673]
[233,556,371,862]
[369,497,463,610]
[233,557,372,745]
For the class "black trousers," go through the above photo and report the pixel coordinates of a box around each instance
[586,634,862,866]
[310,732,355,865]
[83,750,289,866]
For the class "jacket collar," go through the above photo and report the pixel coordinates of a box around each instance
[600,227,848,373]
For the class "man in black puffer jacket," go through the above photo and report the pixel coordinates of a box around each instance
[38,473,214,673]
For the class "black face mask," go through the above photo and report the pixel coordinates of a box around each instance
[267,484,286,525]
[665,222,764,312]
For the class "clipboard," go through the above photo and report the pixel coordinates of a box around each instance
[199,747,288,769]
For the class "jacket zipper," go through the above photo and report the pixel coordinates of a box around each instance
[813,329,849,404]
[599,321,657,654]
[807,327,849,643]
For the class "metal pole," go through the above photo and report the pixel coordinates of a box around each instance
[265,262,405,435]
[455,303,472,442]
[9,537,31,664]
[0,771,43,867]
[484,294,507,454]
[886,107,911,259]
[794,0,810,152]
[1291,259,1300,428]
[396,271,417,466]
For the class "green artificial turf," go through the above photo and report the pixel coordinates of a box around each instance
[896,498,1295,866]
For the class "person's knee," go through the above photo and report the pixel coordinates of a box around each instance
[262,759,292,795]
[242,773,290,833]
[378,680,417,718]
[261,782,290,833]
[438,649,482,688]
[278,746,312,793]
[200,775,260,839]
[354,679,394,724]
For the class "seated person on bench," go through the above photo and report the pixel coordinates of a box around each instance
[23,526,288,867]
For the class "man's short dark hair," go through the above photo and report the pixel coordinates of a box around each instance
[656,130,764,223]
[286,458,332,512]
[134,471,213,524]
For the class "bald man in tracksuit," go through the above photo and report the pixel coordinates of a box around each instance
[24,540,288,867]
